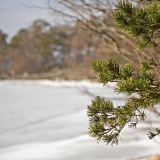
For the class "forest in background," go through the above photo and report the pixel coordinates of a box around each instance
[1,0,159,80]
[0,19,126,80]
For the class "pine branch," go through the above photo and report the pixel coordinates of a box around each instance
[88,58,160,145]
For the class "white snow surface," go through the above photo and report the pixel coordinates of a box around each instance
[0,80,159,160]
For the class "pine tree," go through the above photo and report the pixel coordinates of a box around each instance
[87,0,160,145]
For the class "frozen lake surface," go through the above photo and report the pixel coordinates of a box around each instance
[0,80,159,160]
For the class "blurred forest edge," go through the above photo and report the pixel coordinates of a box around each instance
[0,0,159,80]
[0,20,121,80]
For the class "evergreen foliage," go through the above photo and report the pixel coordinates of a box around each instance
[114,0,160,49]
[87,0,160,145]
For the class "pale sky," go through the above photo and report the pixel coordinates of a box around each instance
[0,0,60,41]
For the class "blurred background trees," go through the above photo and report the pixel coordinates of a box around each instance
[1,0,159,80]
[0,19,113,79]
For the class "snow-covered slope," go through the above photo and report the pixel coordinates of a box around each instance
[0,80,159,160]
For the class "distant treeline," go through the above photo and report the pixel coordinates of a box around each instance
[0,19,124,79]
[1,0,160,80]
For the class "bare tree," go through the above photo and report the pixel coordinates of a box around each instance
[47,0,160,67]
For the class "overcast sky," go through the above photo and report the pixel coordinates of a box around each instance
[0,0,60,41]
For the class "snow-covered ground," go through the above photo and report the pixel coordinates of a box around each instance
[0,80,159,160]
